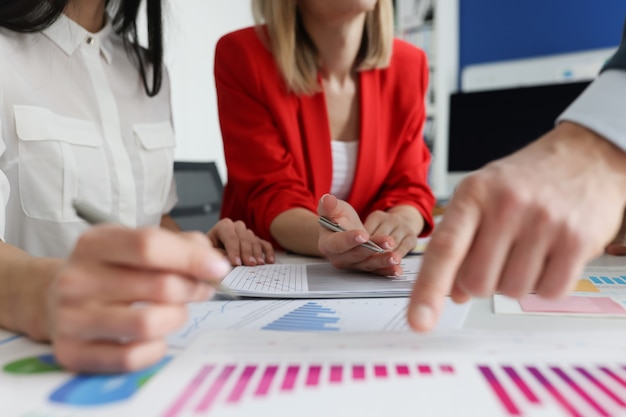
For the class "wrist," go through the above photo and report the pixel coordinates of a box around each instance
[387,205,424,234]
[0,254,62,341]
[552,122,626,202]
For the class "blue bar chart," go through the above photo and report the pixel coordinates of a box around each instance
[261,302,340,332]
[589,276,626,285]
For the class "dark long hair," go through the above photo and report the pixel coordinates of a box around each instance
[0,0,163,97]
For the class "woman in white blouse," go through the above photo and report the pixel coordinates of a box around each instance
[0,0,273,373]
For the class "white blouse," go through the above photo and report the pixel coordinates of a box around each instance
[0,14,177,258]
[330,140,359,201]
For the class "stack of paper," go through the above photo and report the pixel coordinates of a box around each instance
[221,257,422,298]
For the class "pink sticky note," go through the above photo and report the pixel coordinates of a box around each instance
[519,295,626,315]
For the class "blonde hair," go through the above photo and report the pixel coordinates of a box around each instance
[252,0,394,95]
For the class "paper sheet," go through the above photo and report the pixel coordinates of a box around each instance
[168,297,472,347]
[131,329,626,417]
[0,296,470,417]
[221,257,422,298]
[4,325,626,416]
[494,269,626,317]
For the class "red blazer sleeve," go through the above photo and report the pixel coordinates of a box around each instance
[215,28,319,244]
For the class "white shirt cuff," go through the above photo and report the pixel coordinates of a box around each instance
[558,70,626,151]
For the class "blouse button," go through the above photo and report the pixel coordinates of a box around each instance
[85,36,95,45]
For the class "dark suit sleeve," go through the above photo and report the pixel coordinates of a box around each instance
[603,18,626,71]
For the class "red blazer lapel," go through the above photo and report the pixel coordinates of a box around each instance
[349,69,380,211]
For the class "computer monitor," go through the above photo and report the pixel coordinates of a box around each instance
[446,80,591,192]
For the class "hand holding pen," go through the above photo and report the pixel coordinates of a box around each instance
[318,216,385,253]
[73,200,238,298]
[317,194,403,277]
[49,200,234,373]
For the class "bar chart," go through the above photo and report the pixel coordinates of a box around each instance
[588,276,626,286]
[161,361,457,417]
[156,360,626,417]
[495,273,626,316]
[480,363,626,417]
[261,302,340,332]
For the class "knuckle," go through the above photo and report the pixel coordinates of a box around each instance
[73,230,100,256]
[459,273,492,297]
[426,230,457,255]
[54,269,83,299]
[129,228,161,262]
[114,345,148,372]
[54,308,81,336]
[456,173,486,196]
[186,231,208,245]
[220,218,234,227]
[128,310,157,339]
[54,341,83,371]
[497,187,530,215]
[533,206,557,229]
[149,274,180,302]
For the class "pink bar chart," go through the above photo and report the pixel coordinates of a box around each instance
[162,361,454,417]
[162,361,626,417]
[479,363,626,417]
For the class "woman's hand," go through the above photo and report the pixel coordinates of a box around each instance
[207,218,275,266]
[317,194,402,276]
[364,206,424,257]
[49,226,231,373]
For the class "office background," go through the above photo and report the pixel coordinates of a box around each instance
[142,0,626,193]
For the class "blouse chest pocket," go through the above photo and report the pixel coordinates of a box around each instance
[14,105,111,222]
[133,122,176,215]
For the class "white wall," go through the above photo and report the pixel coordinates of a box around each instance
[432,0,459,199]
[162,1,253,180]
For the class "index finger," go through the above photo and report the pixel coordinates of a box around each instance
[407,195,481,332]
[73,226,232,283]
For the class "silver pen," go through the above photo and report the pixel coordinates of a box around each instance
[318,216,385,253]
[72,199,238,299]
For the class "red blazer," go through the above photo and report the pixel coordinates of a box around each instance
[215,27,435,248]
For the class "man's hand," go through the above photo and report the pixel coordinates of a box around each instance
[408,122,626,331]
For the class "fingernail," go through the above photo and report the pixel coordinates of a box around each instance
[382,242,392,250]
[256,257,265,264]
[205,257,231,278]
[320,194,329,204]
[235,257,242,266]
[411,304,433,330]
[355,235,366,244]
[388,256,400,265]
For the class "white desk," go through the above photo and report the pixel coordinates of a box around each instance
[277,252,626,333]
[2,253,625,417]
